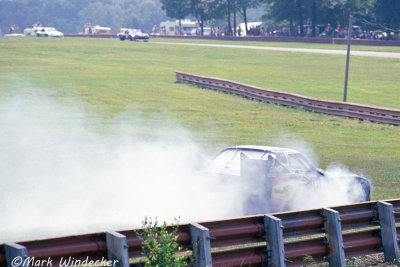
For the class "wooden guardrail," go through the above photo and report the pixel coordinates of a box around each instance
[1,199,399,267]
[175,71,400,126]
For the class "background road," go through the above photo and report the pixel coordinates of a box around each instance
[152,41,400,59]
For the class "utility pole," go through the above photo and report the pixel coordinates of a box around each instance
[343,15,352,102]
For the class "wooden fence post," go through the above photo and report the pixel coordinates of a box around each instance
[190,223,212,267]
[4,243,30,267]
[106,231,130,267]
[377,201,400,262]
[323,208,346,266]
[264,214,285,267]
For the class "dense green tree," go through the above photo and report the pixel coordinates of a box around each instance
[189,0,218,35]
[237,0,262,35]
[266,0,298,36]
[310,0,317,36]
[296,0,305,36]
[374,0,400,30]
[224,0,235,36]
[160,0,190,34]
[317,0,375,29]
[266,0,377,37]
[206,0,241,36]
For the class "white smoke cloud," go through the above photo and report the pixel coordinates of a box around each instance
[0,88,370,243]
[271,134,370,211]
[0,91,246,242]
[288,164,368,211]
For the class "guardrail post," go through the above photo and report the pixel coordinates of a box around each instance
[106,231,130,267]
[322,208,346,267]
[4,243,30,267]
[377,201,400,262]
[264,215,285,267]
[190,223,212,267]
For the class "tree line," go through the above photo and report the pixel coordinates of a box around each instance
[266,0,400,37]
[160,0,261,36]
[0,0,168,35]
[161,0,400,37]
[1,0,399,36]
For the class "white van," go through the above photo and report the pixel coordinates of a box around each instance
[160,19,198,35]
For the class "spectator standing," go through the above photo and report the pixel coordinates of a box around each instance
[324,23,333,37]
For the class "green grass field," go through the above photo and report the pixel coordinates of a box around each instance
[0,36,399,200]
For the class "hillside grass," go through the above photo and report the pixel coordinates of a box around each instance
[0,36,399,200]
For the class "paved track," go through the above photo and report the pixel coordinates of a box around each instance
[152,41,400,59]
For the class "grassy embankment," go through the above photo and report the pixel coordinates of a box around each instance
[0,36,398,200]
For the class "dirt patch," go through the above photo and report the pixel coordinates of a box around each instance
[346,253,400,266]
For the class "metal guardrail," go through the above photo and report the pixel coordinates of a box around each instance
[1,199,399,267]
[175,71,400,126]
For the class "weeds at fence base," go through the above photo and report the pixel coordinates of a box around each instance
[136,217,186,267]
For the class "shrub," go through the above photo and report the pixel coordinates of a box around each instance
[137,217,186,267]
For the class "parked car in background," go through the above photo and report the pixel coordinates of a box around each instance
[24,26,40,36]
[35,27,64,38]
[84,22,111,35]
[160,19,198,35]
[209,145,371,214]
[371,30,387,40]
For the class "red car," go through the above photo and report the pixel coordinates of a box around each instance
[117,28,149,42]
[130,29,149,42]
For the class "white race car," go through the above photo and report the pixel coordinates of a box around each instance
[117,28,149,41]
[35,27,64,38]
[210,145,371,214]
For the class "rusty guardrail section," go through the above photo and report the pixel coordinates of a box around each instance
[1,199,399,267]
[175,71,400,126]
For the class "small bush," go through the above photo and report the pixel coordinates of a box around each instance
[137,217,186,267]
